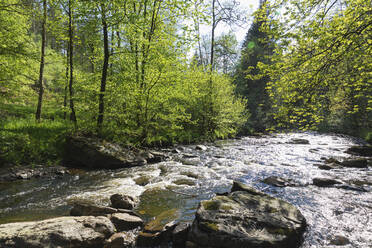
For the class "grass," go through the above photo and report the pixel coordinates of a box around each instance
[0,103,71,166]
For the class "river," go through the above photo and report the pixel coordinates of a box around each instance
[0,132,371,247]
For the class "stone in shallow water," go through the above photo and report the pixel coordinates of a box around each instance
[136,209,179,247]
[104,232,138,248]
[0,216,115,248]
[109,213,143,232]
[288,138,310,144]
[261,176,294,187]
[196,145,207,151]
[188,182,307,248]
[346,146,372,157]
[110,194,138,210]
[340,159,368,168]
[70,201,134,216]
[329,235,350,246]
[172,222,191,248]
[313,178,342,187]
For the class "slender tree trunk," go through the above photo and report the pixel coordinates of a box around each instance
[210,0,216,71]
[64,42,69,120]
[35,0,47,121]
[68,0,77,125]
[97,5,110,130]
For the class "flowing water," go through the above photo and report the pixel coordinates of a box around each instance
[0,132,371,247]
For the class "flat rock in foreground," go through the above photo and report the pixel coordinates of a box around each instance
[188,182,307,248]
[0,216,115,248]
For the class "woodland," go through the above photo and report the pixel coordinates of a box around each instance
[0,0,371,165]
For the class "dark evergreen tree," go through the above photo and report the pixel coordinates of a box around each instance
[234,0,273,132]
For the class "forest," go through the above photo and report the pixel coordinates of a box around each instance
[0,0,371,166]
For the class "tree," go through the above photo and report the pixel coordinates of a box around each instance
[68,0,77,125]
[261,0,371,133]
[96,2,109,130]
[234,0,273,132]
[35,0,47,121]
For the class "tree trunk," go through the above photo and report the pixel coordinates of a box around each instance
[97,5,109,130]
[35,0,47,121]
[210,0,216,71]
[64,41,69,120]
[68,0,77,125]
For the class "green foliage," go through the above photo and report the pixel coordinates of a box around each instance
[365,132,372,144]
[261,0,371,133]
[0,0,248,165]
[234,1,273,132]
[0,116,70,166]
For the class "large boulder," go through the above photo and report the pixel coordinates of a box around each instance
[0,216,115,248]
[188,182,307,248]
[63,136,146,169]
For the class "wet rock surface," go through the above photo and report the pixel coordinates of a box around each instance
[345,145,372,157]
[340,158,368,168]
[188,182,307,248]
[110,194,138,210]
[70,201,135,216]
[261,176,296,187]
[136,209,178,247]
[313,177,342,187]
[104,232,138,248]
[0,216,115,248]
[109,213,143,232]
[0,164,69,182]
[288,138,310,144]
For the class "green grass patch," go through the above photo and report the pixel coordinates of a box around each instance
[0,117,71,166]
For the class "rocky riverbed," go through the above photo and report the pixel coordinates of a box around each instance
[0,132,371,247]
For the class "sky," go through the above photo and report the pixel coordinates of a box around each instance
[200,0,260,45]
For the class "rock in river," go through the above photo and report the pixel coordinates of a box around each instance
[110,194,138,210]
[261,176,295,187]
[187,181,307,248]
[313,177,342,187]
[340,159,368,168]
[288,138,310,144]
[63,135,147,169]
[70,201,135,216]
[0,216,115,248]
[346,146,372,157]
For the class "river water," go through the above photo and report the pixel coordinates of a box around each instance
[0,132,371,247]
